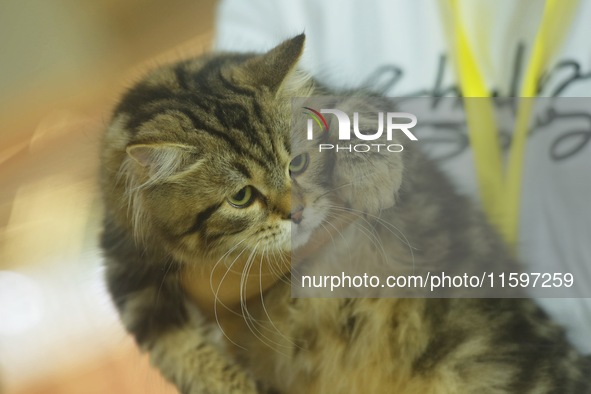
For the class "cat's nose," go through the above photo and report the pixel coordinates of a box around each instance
[290,205,304,224]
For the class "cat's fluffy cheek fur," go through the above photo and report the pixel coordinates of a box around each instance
[273,220,293,251]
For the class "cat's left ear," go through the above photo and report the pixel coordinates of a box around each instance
[125,142,197,179]
[234,34,306,93]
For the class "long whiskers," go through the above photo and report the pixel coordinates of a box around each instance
[210,241,251,349]
[324,209,389,267]
[255,245,299,348]
[238,244,292,354]
[326,204,417,272]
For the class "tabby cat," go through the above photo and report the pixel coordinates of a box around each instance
[100,34,591,393]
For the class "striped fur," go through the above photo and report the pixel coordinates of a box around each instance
[100,35,591,393]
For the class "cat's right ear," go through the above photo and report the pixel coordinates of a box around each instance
[232,34,306,93]
[126,143,197,179]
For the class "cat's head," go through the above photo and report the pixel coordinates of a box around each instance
[102,35,328,261]
[102,34,405,264]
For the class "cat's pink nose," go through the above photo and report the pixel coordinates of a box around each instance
[290,205,304,224]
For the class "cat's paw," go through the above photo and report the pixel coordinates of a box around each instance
[149,326,259,394]
[184,370,258,394]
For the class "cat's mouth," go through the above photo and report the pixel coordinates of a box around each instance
[289,206,326,251]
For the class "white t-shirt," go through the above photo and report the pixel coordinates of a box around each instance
[215,0,591,353]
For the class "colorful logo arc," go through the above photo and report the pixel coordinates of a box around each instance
[302,107,329,133]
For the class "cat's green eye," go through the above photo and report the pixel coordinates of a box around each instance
[228,186,255,208]
[289,153,309,176]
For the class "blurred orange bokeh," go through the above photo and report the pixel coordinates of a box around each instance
[0,1,216,393]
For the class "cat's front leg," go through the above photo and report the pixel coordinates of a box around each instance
[146,315,259,394]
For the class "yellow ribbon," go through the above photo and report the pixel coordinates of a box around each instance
[447,0,578,250]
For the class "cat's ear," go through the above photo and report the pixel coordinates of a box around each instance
[234,34,306,93]
[126,143,197,179]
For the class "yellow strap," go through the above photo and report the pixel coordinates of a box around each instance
[449,0,505,231]
[503,0,579,248]
[448,0,578,250]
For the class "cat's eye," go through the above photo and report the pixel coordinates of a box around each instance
[228,186,255,208]
[289,153,309,176]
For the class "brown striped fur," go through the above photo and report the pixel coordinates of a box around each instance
[100,35,591,393]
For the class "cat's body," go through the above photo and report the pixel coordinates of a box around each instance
[100,35,591,394]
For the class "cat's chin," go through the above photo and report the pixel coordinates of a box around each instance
[290,229,313,251]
